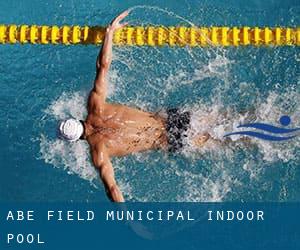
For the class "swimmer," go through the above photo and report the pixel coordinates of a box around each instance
[58,11,210,202]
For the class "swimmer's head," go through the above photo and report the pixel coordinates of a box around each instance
[57,118,84,142]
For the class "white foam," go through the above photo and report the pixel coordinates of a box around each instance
[253,91,300,162]
[45,92,87,120]
[39,134,97,183]
[181,89,300,162]
[39,92,98,185]
[175,164,233,202]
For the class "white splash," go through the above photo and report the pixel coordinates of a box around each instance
[39,92,98,185]
[45,92,87,120]
[39,134,97,183]
[182,90,300,163]
[176,166,233,202]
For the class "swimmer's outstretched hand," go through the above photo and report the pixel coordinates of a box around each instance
[108,10,130,32]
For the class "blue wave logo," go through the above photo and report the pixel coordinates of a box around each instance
[224,116,300,141]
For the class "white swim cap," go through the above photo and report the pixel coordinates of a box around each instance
[58,118,84,142]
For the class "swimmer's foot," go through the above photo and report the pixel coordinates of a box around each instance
[193,133,210,147]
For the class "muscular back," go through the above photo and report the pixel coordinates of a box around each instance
[85,91,167,157]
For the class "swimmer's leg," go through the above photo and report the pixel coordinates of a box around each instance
[190,115,216,147]
[191,107,259,147]
[192,132,211,147]
[192,133,254,148]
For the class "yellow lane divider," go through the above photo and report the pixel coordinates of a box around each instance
[0,25,299,46]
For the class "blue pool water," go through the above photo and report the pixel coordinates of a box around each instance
[0,0,299,202]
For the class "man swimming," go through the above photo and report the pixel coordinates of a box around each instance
[58,11,210,202]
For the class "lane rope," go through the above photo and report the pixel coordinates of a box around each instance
[0,25,299,46]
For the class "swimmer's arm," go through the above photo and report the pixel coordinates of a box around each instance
[93,30,112,99]
[94,11,129,99]
[92,144,125,202]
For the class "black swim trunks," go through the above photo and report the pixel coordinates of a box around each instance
[166,108,191,153]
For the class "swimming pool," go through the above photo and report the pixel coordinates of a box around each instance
[0,0,299,202]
